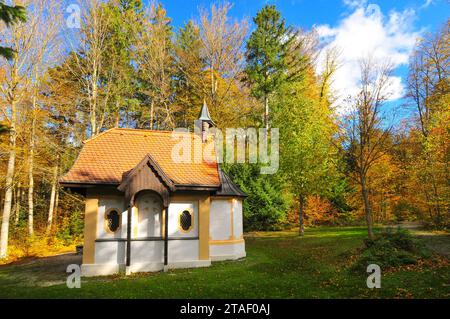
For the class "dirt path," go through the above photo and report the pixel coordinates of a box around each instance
[0,253,82,287]
[385,221,450,257]
[413,230,450,257]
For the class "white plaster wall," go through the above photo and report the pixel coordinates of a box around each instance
[95,241,126,264]
[96,196,126,240]
[121,209,128,238]
[210,199,232,240]
[135,193,163,238]
[94,240,200,265]
[131,241,163,263]
[168,202,198,238]
[168,240,199,261]
[233,199,243,239]
[130,240,198,263]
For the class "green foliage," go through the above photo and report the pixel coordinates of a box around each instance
[273,78,341,204]
[56,210,84,245]
[244,4,302,99]
[100,0,144,126]
[392,200,422,222]
[327,177,354,214]
[222,163,289,231]
[0,2,26,26]
[0,2,26,59]
[0,122,9,134]
[352,228,431,271]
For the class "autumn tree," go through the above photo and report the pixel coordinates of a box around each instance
[0,0,34,258]
[64,0,113,137]
[197,2,248,120]
[341,57,394,239]
[26,0,63,235]
[173,21,206,127]
[274,67,339,236]
[134,2,175,129]
[0,0,61,258]
[406,20,449,226]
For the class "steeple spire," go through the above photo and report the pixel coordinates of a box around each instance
[196,99,215,143]
[198,98,215,127]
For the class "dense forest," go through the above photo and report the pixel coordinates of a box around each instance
[0,0,448,261]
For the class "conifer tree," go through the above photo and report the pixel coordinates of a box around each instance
[244,4,303,129]
[0,1,26,60]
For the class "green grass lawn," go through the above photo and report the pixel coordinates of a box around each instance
[0,226,449,298]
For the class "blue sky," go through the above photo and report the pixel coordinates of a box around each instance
[164,0,448,32]
[161,0,448,118]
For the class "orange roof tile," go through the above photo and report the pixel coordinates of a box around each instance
[60,128,220,187]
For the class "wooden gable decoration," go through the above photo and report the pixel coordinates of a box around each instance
[117,154,175,207]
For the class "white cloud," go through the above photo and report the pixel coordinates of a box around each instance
[315,1,421,112]
[421,0,433,9]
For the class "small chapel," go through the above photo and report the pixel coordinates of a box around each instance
[60,102,246,276]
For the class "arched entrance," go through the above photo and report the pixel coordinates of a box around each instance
[117,154,175,272]
[134,191,163,238]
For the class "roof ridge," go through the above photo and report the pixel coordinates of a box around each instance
[83,127,194,144]
[112,128,176,134]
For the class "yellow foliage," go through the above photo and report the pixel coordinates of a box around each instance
[0,235,79,265]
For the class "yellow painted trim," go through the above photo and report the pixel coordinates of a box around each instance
[83,198,98,264]
[210,195,238,200]
[209,238,244,245]
[103,208,122,234]
[170,194,202,202]
[178,208,194,233]
[198,196,210,260]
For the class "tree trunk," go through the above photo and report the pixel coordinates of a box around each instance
[299,194,305,236]
[90,60,98,137]
[210,65,215,99]
[53,185,59,231]
[423,189,433,219]
[430,175,441,225]
[46,158,59,234]
[0,102,17,259]
[114,100,120,128]
[150,100,154,129]
[14,182,21,226]
[90,102,96,137]
[28,97,36,236]
[360,174,374,239]
[264,94,269,130]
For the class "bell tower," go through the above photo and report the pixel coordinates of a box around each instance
[195,99,215,142]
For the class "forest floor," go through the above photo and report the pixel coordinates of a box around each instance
[0,226,448,298]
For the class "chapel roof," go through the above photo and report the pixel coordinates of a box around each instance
[215,167,247,198]
[60,128,220,187]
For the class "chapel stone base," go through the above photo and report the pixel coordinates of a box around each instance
[81,260,212,277]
